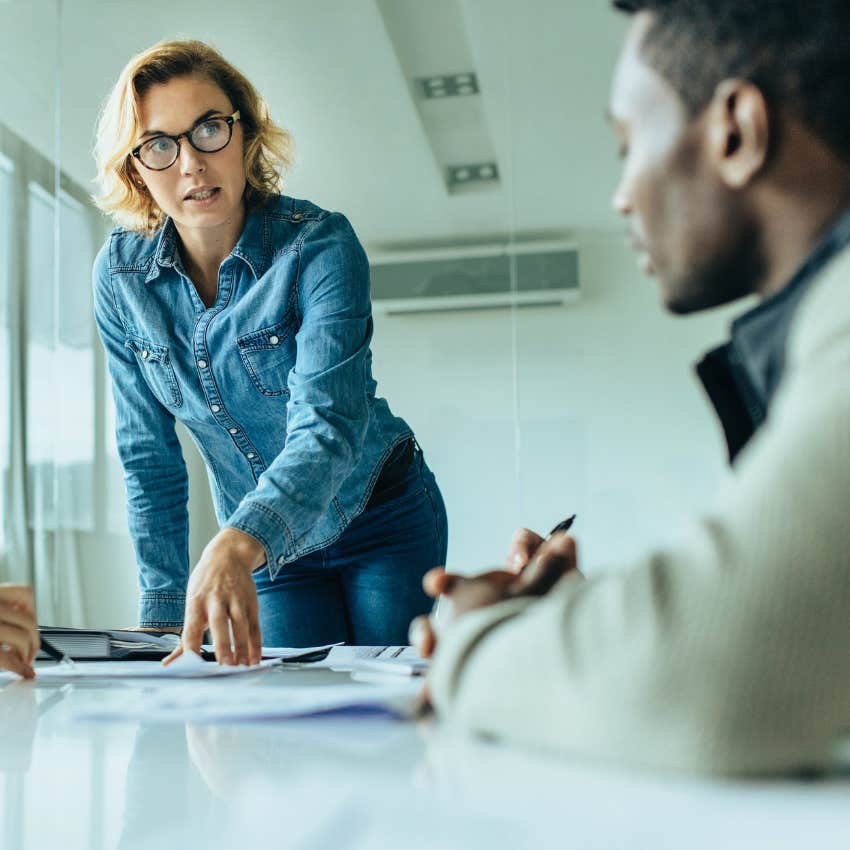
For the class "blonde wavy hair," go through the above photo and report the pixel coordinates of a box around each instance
[93,39,294,235]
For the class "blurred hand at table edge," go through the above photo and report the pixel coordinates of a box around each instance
[0,585,39,680]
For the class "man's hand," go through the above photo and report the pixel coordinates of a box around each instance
[163,529,265,667]
[410,532,579,660]
[505,527,546,572]
[0,585,39,680]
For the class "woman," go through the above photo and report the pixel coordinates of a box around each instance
[92,40,447,664]
[0,585,39,679]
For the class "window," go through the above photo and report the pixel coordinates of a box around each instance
[0,153,12,551]
[26,182,96,531]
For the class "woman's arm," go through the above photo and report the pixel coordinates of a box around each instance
[225,212,373,573]
[92,244,190,629]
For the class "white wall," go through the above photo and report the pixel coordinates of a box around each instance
[370,231,745,576]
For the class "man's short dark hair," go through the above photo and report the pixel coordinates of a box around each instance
[612,0,850,163]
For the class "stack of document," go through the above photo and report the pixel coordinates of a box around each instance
[37,628,179,661]
[37,628,336,663]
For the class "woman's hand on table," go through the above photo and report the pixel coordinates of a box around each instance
[163,529,265,667]
[0,585,39,680]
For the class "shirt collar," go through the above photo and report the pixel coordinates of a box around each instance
[728,203,850,407]
[144,204,271,284]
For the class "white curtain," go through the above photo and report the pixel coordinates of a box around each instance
[0,125,103,626]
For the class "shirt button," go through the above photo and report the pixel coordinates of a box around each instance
[247,452,255,459]
[211,404,221,413]
[277,555,285,566]
[197,359,207,369]
[292,212,302,221]
[269,335,280,345]
[141,350,149,360]
[229,427,238,435]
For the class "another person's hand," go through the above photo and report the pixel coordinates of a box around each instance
[163,529,265,667]
[0,585,39,680]
[410,533,579,661]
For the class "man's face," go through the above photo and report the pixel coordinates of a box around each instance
[608,13,760,314]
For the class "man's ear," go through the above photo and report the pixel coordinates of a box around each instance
[706,79,770,189]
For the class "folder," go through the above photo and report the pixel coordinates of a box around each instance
[36,628,335,663]
[37,627,184,661]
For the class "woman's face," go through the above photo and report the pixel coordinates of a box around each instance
[131,74,246,234]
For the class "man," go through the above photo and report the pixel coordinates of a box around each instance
[413,0,850,775]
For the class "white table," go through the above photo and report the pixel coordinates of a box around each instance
[2,665,849,850]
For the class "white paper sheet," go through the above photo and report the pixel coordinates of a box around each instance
[74,680,424,723]
[200,643,340,660]
[305,645,423,671]
[32,651,282,680]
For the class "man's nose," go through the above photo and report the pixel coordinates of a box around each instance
[611,178,632,217]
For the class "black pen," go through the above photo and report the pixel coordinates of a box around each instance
[547,514,577,538]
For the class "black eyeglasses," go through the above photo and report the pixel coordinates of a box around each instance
[131,110,241,171]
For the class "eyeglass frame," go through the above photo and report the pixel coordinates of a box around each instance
[130,110,241,171]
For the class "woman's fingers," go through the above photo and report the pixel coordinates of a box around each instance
[162,643,184,666]
[208,605,232,666]
[163,598,207,667]
[228,605,251,666]
[248,616,262,667]
[245,596,262,666]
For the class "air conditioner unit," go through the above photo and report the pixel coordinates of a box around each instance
[368,238,580,315]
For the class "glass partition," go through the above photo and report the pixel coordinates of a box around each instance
[1,0,738,621]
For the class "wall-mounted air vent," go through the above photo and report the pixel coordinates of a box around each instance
[369,239,580,315]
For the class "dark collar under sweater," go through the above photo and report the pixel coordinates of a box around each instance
[697,205,850,464]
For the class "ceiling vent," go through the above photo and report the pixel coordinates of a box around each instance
[377,0,499,195]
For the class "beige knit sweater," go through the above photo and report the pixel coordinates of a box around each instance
[429,246,850,776]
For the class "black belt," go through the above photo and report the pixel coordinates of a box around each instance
[365,439,416,509]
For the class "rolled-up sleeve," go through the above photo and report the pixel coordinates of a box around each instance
[92,243,189,627]
[225,213,373,576]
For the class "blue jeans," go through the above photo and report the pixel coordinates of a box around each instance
[253,450,448,646]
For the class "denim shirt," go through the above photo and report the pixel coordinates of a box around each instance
[93,195,412,627]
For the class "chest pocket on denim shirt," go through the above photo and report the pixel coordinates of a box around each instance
[125,335,183,409]
[237,319,294,397]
